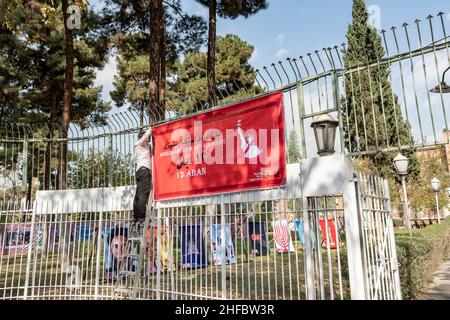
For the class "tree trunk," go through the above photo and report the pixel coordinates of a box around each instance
[149,0,165,122]
[139,102,144,126]
[59,0,74,191]
[59,0,74,273]
[207,0,217,107]
[159,5,166,112]
[44,91,56,190]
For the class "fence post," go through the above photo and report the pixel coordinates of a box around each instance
[23,201,37,300]
[299,161,315,300]
[332,71,345,154]
[220,196,227,300]
[156,207,162,300]
[302,195,315,300]
[94,195,104,300]
[296,83,307,159]
[22,138,28,188]
[343,173,368,300]
[383,179,402,300]
[108,134,113,188]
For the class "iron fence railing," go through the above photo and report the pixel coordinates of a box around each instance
[0,192,349,300]
[1,13,449,206]
[0,10,445,301]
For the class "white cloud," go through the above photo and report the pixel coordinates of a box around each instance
[94,56,117,103]
[249,48,262,65]
[447,12,450,22]
[275,48,288,60]
[276,33,286,46]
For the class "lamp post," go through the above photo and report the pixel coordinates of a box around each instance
[393,154,412,236]
[310,114,339,157]
[431,178,441,224]
[430,66,450,93]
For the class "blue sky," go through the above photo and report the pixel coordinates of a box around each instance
[95,0,450,105]
[91,0,450,155]
[180,0,450,70]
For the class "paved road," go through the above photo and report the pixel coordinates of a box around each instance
[418,259,450,300]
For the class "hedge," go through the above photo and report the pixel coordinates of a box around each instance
[396,218,450,300]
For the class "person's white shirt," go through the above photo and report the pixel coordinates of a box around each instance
[134,128,153,171]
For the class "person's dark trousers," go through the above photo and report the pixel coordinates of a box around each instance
[133,167,152,222]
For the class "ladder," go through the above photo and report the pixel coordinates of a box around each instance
[113,193,154,299]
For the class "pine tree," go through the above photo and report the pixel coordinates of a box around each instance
[195,0,268,107]
[168,34,260,114]
[288,130,300,164]
[343,0,419,181]
[1,2,111,190]
[104,0,207,121]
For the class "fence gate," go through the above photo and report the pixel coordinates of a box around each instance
[355,173,402,300]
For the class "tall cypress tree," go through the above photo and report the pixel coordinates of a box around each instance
[343,0,419,180]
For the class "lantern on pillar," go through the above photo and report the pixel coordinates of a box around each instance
[310,114,339,157]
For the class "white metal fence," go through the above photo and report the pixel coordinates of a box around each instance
[356,173,402,300]
[0,157,402,300]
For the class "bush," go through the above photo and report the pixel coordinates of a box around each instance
[393,219,404,228]
[396,218,450,299]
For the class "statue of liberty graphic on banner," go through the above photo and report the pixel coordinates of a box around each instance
[210,224,237,266]
[236,120,263,159]
[271,220,295,253]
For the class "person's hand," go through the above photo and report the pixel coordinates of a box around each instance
[142,127,152,139]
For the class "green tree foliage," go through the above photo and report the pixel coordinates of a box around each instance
[67,147,134,189]
[1,2,111,195]
[104,0,207,121]
[288,130,301,164]
[343,0,419,182]
[1,2,110,129]
[195,0,268,105]
[406,153,449,214]
[168,34,260,114]
[0,25,32,124]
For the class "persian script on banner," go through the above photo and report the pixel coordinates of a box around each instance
[271,220,295,253]
[152,92,286,200]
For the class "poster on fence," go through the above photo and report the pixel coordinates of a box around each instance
[0,224,32,255]
[103,225,129,279]
[319,219,340,249]
[35,225,60,252]
[294,219,316,250]
[152,92,286,200]
[210,224,236,265]
[146,225,175,273]
[179,225,207,269]
[271,220,295,253]
[247,221,268,256]
[74,223,92,241]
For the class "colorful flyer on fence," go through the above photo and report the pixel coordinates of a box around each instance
[248,221,269,256]
[319,219,340,249]
[210,224,237,265]
[271,220,295,253]
[294,219,316,250]
[103,225,128,279]
[146,225,175,273]
[179,225,207,269]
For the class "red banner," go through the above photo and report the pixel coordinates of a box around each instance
[152,92,286,200]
